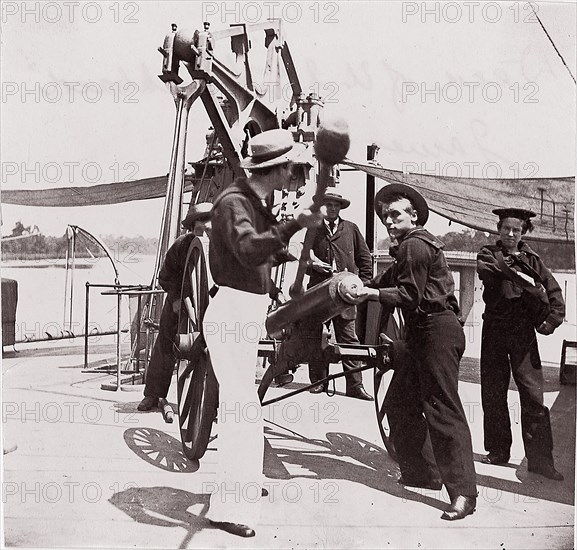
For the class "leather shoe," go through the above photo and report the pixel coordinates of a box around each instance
[528,463,564,481]
[481,453,510,465]
[441,495,476,521]
[398,476,442,491]
[309,384,327,394]
[137,396,158,411]
[209,520,255,537]
[346,386,373,401]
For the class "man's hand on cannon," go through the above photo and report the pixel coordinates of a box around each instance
[353,285,380,302]
[337,274,366,303]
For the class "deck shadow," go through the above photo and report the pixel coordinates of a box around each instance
[263,426,448,512]
[109,486,209,549]
[123,427,200,473]
[473,381,575,506]
[264,402,575,512]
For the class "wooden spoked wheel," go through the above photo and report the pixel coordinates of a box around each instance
[374,367,396,461]
[373,308,405,462]
[176,237,218,460]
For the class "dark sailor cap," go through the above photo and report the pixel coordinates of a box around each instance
[182,202,212,229]
[492,208,536,221]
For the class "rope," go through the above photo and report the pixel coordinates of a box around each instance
[530,3,576,85]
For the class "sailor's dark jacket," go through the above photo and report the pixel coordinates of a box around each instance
[209,178,301,296]
[476,240,565,327]
[158,233,195,301]
[367,227,460,324]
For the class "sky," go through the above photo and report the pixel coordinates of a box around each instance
[1,0,575,243]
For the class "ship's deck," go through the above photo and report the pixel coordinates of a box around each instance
[2,338,575,549]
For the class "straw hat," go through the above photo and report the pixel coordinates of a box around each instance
[240,129,307,170]
[321,192,350,209]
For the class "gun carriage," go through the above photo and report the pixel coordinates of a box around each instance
[152,19,401,462]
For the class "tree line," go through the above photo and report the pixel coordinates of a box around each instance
[1,224,157,261]
[378,229,575,271]
[3,223,575,271]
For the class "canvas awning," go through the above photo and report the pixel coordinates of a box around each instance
[343,160,575,243]
[3,163,574,243]
[1,176,198,207]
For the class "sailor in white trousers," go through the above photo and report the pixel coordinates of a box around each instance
[202,129,323,537]
[203,287,269,528]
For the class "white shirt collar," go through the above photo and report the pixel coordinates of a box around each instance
[325,217,340,230]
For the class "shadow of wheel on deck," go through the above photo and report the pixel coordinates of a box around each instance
[123,427,201,473]
[325,432,393,471]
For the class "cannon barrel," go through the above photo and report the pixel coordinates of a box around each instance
[266,272,364,339]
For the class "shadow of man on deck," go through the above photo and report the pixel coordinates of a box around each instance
[109,486,210,549]
[263,375,575,510]
[263,426,449,512]
[475,381,575,506]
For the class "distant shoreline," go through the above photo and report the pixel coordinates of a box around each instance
[2,257,110,268]
[1,255,152,269]
[2,261,97,269]
[1,253,104,261]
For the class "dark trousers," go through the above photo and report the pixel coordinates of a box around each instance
[308,315,363,391]
[144,300,179,399]
[387,311,477,499]
[480,319,555,466]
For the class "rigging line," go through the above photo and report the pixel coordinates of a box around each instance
[530,3,576,85]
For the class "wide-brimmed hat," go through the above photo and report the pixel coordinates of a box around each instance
[374,183,429,226]
[240,129,308,170]
[182,202,212,230]
[321,192,350,209]
[492,208,536,221]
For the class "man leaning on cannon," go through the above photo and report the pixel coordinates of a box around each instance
[202,129,323,538]
[356,183,478,521]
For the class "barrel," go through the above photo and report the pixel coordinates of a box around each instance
[266,272,364,339]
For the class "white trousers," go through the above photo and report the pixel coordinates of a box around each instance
[202,286,269,526]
